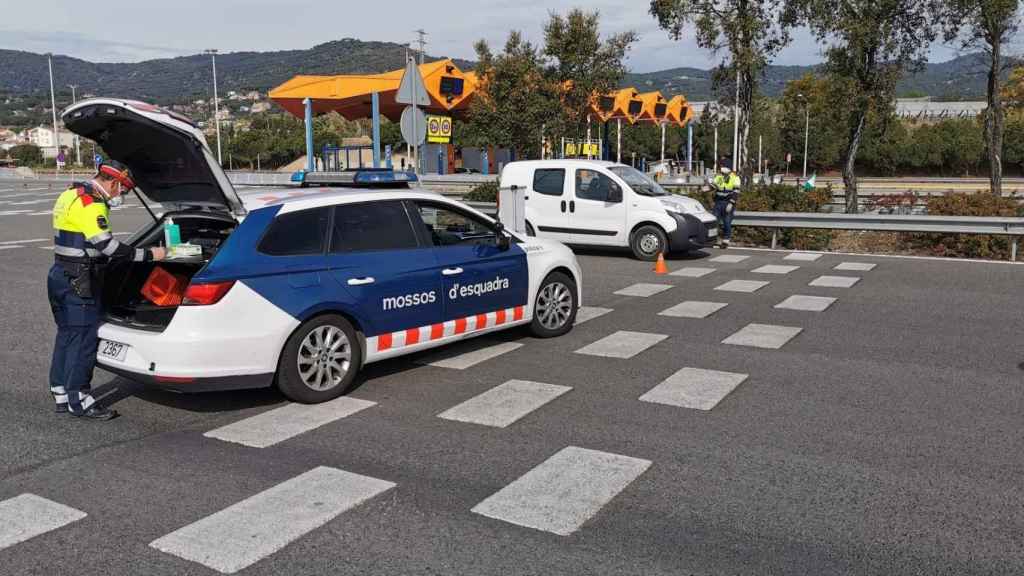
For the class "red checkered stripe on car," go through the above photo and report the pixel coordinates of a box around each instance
[368,306,526,353]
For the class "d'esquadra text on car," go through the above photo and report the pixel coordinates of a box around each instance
[61,99,583,404]
[500,159,718,260]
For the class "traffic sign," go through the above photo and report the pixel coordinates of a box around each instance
[426,114,452,143]
[395,59,430,106]
[400,106,427,146]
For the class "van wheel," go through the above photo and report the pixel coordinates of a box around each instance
[530,271,577,338]
[525,221,536,236]
[630,225,667,261]
[276,314,362,403]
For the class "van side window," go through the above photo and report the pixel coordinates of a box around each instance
[330,201,420,253]
[575,169,621,202]
[532,169,565,196]
[258,207,330,255]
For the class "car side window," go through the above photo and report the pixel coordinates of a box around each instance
[258,206,330,256]
[532,168,565,196]
[415,202,496,247]
[330,200,420,253]
[575,169,621,202]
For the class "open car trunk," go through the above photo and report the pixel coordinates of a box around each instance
[102,212,237,332]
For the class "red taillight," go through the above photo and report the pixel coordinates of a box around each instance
[182,281,235,306]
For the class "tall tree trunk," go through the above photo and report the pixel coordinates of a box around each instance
[986,38,1004,196]
[842,106,868,214]
[738,66,755,186]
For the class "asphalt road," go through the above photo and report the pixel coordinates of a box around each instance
[1,182,1023,575]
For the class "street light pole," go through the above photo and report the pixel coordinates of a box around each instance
[47,53,60,171]
[798,93,809,180]
[69,84,81,166]
[205,49,223,165]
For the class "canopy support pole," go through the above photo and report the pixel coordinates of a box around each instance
[371,92,381,168]
[304,97,314,172]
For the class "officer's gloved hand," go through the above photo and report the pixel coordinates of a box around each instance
[150,246,167,261]
[726,202,735,214]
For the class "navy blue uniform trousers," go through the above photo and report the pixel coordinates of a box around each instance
[713,198,734,240]
[47,264,100,413]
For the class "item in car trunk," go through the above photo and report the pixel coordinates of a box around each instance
[141,266,188,307]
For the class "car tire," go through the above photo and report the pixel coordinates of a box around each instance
[630,225,667,261]
[525,221,536,237]
[276,314,362,404]
[529,271,577,338]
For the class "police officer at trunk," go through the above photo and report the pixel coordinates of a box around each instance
[48,161,165,420]
[711,158,741,248]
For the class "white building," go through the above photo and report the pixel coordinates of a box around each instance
[894,98,987,121]
[24,126,77,158]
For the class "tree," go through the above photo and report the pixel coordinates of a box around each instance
[650,0,791,184]
[942,0,1020,195]
[544,9,638,138]
[9,143,42,166]
[1004,66,1024,108]
[786,0,940,212]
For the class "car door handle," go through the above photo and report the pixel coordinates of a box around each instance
[570,200,575,213]
[560,200,566,212]
[347,277,375,286]
[442,267,464,276]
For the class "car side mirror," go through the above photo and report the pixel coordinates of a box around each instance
[494,222,511,251]
[608,183,622,203]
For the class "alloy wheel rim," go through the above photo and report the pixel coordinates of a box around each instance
[536,281,573,330]
[639,233,660,254]
[297,325,351,391]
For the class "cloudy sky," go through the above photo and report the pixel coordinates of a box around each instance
[2,0,963,71]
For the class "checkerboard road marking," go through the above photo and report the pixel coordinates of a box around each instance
[575,306,613,325]
[471,446,651,536]
[669,267,715,278]
[204,396,376,448]
[708,254,749,263]
[784,252,823,261]
[575,331,668,359]
[614,283,673,297]
[834,262,876,271]
[715,279,770,293]
[438,380,572,428]
[150,467,395,574]
[0,494,86,552]
[752,264,800,275]
[722,323,803,349]
[809,275,860,288]
[418,341,524,370]
[639,367,749,410]
[659,301,728,319]
[775,295,836,312]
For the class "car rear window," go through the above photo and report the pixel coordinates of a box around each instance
[330,201,420,253]
[532,169,565,196]
[258,207,329,256]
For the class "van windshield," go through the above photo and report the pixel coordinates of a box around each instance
[608,166,670,197]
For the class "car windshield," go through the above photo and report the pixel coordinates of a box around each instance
[608,166,670,197]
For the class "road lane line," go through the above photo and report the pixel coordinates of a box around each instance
[752,264,800,275]
[669,266,715,277]
[722,323,802,349]
[714,279,770,293]
[0,494,87,551]
[639,367,748,410]
[708,254,749,263]
[204,397,377,448]
[438,380,572,428]
[0,245,23,250]
[418,341,523,370]
[471,446,651,536]
[574,306,612,325]
[0,238,48,245]
[835,262,876,271]
[150,466,395,574]
[575,331,667,358]
[809,275,860,288]
[785,252,823,261]
[775,295,837,312]
[613,283,673,297]
[658,301,728,318]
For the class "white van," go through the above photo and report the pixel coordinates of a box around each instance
[500,160,718,260]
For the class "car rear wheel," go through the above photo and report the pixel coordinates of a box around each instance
[630,225,667,261]
[530,271,577,338]
[276,314,362,403]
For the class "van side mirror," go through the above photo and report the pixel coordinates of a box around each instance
[608,182,623,203]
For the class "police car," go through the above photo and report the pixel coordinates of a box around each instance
[62,99,582,403]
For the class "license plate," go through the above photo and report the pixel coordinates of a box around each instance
[98,339,128,362]
[707,228,718,237]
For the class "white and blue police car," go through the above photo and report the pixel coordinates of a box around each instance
[63,98,582,403]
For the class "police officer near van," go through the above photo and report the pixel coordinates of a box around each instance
[711,158,741,248]
[48,161,165,420]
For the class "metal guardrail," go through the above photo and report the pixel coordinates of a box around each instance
[225,171,293,186]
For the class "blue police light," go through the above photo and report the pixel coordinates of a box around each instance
[353,169,418,185]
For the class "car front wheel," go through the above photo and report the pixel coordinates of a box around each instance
[630,225,667,261]
[276,314,362,403]
[530,271,577,338]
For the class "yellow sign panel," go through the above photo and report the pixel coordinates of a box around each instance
[565,142,600,157]
[426,114,452,143]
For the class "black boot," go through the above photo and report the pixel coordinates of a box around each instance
[70,406,119,421]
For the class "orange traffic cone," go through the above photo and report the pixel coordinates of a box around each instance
[654,252,668,275]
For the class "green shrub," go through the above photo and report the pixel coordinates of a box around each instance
[464,180,498,203]
[899,193,1024,259]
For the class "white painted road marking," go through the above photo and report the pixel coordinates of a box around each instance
[709,254,749,263]
[835,262,876,271]
[613,283,673,297]
[574,306,613,325]
[752,264,800,275]
[639,367,749,410]
[659,301,728,318]
[0,494,87,552]
[204,397,376,448]
[0,238,47,245]
[785,252,823,261]
[150,467,395,574]
[715,279,770,293]
[575,331,667,358]
[723,323,803,349]
[669,266,715,278]
[809,275,860,288]
[419,341,524,370]
[471,446,651,536]
[775,295,837,312]
[0,245,23,251]
[438,380,572,428]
